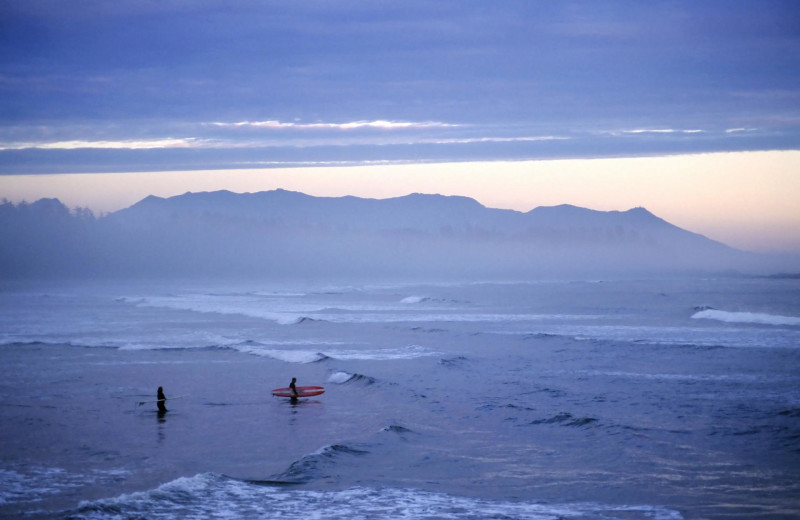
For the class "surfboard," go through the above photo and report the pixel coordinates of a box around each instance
[271,385,325,398]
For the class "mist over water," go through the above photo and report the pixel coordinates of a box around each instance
[1,190,794,280]
[1,276,798,519]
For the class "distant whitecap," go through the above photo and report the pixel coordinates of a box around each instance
[400,296,429,304]
[692,309,800,326]
[235,348,327,363]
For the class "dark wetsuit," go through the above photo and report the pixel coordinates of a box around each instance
[157,387,167,412]
[289,379,298,396]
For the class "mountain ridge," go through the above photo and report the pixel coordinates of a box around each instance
[0,190,779,279]
[111,189,731,251]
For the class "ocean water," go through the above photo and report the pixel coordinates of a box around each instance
[0,276,798,519]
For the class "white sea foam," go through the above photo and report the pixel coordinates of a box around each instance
[323,345,437,360]
[131,294,309,324]
[328,371,355,384]
[401,295,429,304]
[308,312,601,324]
[237,348,327,363]
[250,291,308,298]
[0,466,130,506]
[114,331,242,351]
[0,468,64,505]
[228,344,435,363]
[72,473,683,520]
[502,322,800,349]
[0,334,348,354]
[127,292,602,325]
[692,309,800,326]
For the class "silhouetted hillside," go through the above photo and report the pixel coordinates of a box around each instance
[0,191,780,280]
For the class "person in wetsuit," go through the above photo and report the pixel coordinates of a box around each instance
[157,386,168,413]
[289,378,298,397]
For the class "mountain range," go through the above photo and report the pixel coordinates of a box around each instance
[0,190,780,279]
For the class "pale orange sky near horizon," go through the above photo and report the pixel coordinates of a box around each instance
[2,150,799,253]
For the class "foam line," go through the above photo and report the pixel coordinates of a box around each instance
[692,309,800,326]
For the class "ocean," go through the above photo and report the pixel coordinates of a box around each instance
[0,276,798,519]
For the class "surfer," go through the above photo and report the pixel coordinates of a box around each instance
[157,386,167,413]
[289,378,299,397]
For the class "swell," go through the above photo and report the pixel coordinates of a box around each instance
[514,326,800,350]
[0,339,437,364]
[0,340,119,351]
[262,422,417,485]
[526,412,599,428]
[66,471,685,520]
[707,408,800,453]
[266,443,371,484]
[327,371,377,385]
[124,294,330,326]
[692,308,800,326]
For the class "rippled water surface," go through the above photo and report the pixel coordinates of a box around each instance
[1,277,798,519]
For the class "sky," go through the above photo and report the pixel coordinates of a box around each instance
[1,1,799,252]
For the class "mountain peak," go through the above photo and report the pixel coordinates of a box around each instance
[132,194,167,207]
[392,192,486,208]
[624,206,657,218]
[1,190,768,279]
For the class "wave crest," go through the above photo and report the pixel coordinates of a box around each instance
[528,412,599,428]
[692,309,800,326]
[69,473,683,520]
[327,371,376,385]
[270,444,370,484]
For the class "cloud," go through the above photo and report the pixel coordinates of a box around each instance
[430,136,569,144]
[2,1,798,172]
[0,133,557,152]
[622,129,705,135]
[725,128,758,134]
[207,120,460,130]
[0,138,205,151]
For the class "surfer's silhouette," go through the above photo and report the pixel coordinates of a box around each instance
[157,386,168,413]
[289,377,299,402]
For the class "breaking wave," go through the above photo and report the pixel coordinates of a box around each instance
[692,309,800,326]
[238,348,329,364]
[240,344,437,363]
[327,371,377,385]
[268,443,370,484]
[379,423,415,435]
[400,295,431,304]
[68,473,683,520]
[499,322,800,349]
[322,344,438,361]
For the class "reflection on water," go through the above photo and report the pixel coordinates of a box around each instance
[0,278,798,519]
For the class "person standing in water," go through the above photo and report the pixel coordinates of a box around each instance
[289,378,298,397]
[157,386,168,413]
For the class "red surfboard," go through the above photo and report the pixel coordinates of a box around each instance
[271,385,325,398]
